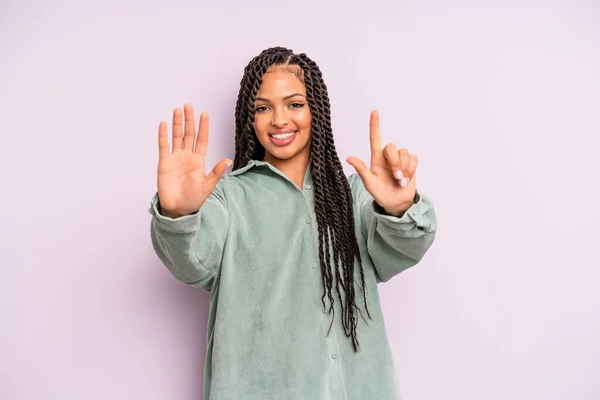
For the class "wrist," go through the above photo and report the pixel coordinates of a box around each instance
[373,201,410,217]
[159,205,197,219]
[159,206,181,218]
[383,203,412,218]
[377,194,419,217]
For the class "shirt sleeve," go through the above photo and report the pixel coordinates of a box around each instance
[148,179,229,291]
[349,174,437,283]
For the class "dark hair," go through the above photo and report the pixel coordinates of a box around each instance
[233,47,371,351]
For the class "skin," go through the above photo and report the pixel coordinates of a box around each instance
[346,110,419,217]
[252,66,313,189]
[156,106,231,218]
[156,71,419,218]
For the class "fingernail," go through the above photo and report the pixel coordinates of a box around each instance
[400,177,408,187]
[395,170,404,180]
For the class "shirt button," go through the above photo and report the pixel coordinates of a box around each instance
[331,353,338,360]
[305,184,312,190]
[305,218,312,224]
[312,262,318,269]
[321,307,327,314]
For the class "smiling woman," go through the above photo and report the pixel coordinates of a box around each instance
[252,67,313,180]
[149,46,438,400]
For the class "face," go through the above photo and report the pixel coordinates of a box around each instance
[253,66,312,164]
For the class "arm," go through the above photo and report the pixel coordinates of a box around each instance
[350,174,437,283]
[148,178,229,291]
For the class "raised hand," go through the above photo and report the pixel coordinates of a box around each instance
[157,104,232,218]
[347,111,418,217]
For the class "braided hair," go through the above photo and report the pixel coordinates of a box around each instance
[233,47,371,351]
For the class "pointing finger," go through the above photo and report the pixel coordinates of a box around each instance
[369,110,383,164]
[195,112,209,169]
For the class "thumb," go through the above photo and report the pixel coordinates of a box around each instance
[347,156,375,187]
[207,158,233,185]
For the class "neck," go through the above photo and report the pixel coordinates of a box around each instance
[264,151,310,189]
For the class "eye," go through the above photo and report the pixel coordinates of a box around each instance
[289,103,305,109]
[254,105,270,113]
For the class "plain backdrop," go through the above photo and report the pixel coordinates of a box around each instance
[2,0,599,399]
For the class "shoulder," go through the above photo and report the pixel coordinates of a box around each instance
[218,161,271,201]
[220,161,260,189]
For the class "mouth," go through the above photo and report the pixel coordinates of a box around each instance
[268,130,297,146]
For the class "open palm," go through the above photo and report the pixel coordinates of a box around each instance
[157,104,231,218]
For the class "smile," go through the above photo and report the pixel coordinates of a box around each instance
[269,130,297,146]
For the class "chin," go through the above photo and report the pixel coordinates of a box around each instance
[267,147,299,160]
[259,141,306,161]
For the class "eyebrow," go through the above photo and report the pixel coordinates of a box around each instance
[254,93,306,103]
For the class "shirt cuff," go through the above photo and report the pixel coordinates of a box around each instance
[371,191,425,227]
[148,193,201,234]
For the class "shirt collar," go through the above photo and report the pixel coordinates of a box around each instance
[229,158,314,191]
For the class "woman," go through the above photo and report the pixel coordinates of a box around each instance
[149,47,437,399]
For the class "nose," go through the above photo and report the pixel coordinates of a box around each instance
[270,108,289,127]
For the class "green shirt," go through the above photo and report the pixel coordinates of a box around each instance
[149,160,437,400]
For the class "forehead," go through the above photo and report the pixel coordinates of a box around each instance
[257,67,306,97]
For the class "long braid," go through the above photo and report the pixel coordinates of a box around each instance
[233,47,371,351]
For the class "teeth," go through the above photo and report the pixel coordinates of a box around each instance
[273,132,295,139]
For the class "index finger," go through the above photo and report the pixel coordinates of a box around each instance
[194,112,209,167]
[370,110,383,160]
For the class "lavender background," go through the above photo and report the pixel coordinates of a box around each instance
[2,0,599,399]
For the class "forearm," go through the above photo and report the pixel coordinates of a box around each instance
[365,192,437,282]
[148,191,227,291]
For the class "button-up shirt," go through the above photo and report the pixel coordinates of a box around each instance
[149,160,437,400]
